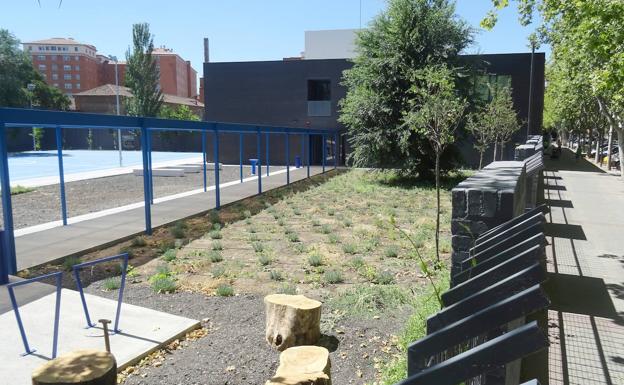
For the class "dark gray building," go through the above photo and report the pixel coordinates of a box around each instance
[201,52,545,167]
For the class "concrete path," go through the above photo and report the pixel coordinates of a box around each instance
[15,165,325,271]
[0,288,198,385]
[543,149,624,385]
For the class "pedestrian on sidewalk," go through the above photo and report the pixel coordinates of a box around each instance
[575,145,582,161]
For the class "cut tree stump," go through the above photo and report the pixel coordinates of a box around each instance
[31,349,116,385]
[266,346,331,385]
[265,294,322,351]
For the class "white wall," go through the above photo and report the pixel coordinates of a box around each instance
[304,29,358,60]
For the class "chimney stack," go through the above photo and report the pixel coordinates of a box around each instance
[203,38,210,63]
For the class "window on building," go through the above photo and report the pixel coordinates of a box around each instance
[63,65,71,71]
[75,65,80,71]
[52,73,58,80]
[75,74,80,80]
[64,83,72,90]
[307,80,331,101]
[38,64,46,71]
[74,56,79,61]
[51,55,57,61]
[74,47,78,52]
[472,74,512,103]
[37,55,46,61]
[64,74,71,80]
[76,83,81,90]
[63,55,70,61]
[53,83,59,87]
[27,46,32,51]
[51,46,56,51]
[52,64,58,70]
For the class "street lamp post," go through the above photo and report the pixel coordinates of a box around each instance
[27,83,36,150]
[109,55,122,167]
[527,42,536,140]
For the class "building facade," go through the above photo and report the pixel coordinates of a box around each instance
[23,38,198,99]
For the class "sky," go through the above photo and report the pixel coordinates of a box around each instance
[1,0,547,71]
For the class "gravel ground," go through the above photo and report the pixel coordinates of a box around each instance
[4,165,284,229]
[86,281,408,385]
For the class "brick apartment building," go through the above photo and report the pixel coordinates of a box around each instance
[23,38,198,99]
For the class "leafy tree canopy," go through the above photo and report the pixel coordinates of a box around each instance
[125,23,163,117]
[339,0,473,176]
[159,105,200,121]
[0,29,70,110]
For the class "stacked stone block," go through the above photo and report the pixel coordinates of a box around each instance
[451,161,527,282]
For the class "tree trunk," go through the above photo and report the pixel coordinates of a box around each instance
[479,151,484,170]
[616,126,624,178]
[607,124,614,169]
[435,151,440,264]
[31,350,116,385]
[595,131,601,164]
[265,294,322,351]
[266,346,331,385]
[492,142,498,162]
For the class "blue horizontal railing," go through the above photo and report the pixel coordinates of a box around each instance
[0,107,339,279]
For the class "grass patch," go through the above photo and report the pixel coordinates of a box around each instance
[149,265,177,293]
[251,241,264,253]
[209,230,222,239]
[62,256,82,271]
[258,253,272,266]
[11,185,35,195]
[384,245,399,258]
[307,251,324,267]
[170,221,187,239]
[293,243,307,254]
[320,224,332,234]
[323,269,344,284]
[329,285,413,317]
[277,282,297,295]
[342,243,357,255]
[131,236,147,247]
[102,277,121,291]
[286,232,300,242]
[269,270,284,281]
[215,284,234,297]
[208,250,223,263]
[162,249,177,262]
[211,265,226,278]
[212,241,223,251]
[374,270,395,285]
[351,256,366,268]
[327,233,340,244]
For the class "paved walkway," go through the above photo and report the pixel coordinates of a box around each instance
[15,165,325,270]
[543,149,624,385]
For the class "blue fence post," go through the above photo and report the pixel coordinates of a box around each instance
[334,132,338,169]
[52,272,62,357]
[0,230,7,285]
[266,133,270,176]
[113,255,128,333]
[322,133,326,173]
[285,133,290,185]
[214,128,220,209]
[147,130,153,204]
[140,124,152,235]
[202,130,207,192]
[306,133,310,178]
[257,128,262,194]
[239,133,243,183]
[55,126,67,226]
[0,123,17,275]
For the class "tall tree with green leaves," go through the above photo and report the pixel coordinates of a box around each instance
[125,23,163,117]
[339,0,473,177]
[0,29,70,110]
[403,64,467,263]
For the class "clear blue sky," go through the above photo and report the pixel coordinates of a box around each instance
[1,0,546,72]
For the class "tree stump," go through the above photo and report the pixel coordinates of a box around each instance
[265,294,322,351]
[32,349,116,385]
[266,346,331,385]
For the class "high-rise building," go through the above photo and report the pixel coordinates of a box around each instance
[23,38,198,99]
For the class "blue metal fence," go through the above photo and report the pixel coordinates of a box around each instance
[0,107,339,277]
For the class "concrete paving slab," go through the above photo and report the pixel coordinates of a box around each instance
[0,289,199,385]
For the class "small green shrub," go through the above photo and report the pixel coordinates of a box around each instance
[320,224,332,234]
[211,265,226,278]
[62,256,82,272]
[287,232,300,242]
[171,221,187,239]
[209,230,222,239]
[342,243,357,254]
[131,236,147,247]
[249,233,259,242]
[327,233,340,244]
[324,269,344,284]
[209,250,223,263]
[248,226,257,234]
[307,252,323,267]
[251,241,264,253]
[102,277,121,291]
[343,218,353,227]
[311,218,321,227]
[277,218,286,226]
[10,185,35,195]
[351,256,366,268]
[258,253,272,266]
[327,208,335,216]
[243,210,252,218]
[158,239,176,253]
[245,218,252,225]
[162,249,177,262]
[215,284,234,297]
[270,270,284,281]
[293,243,307,254]
[374,270,395,285]
[293,208,301,216]
[384,245,399,258]
[150,277,177,293]
[212,223,222,231]
[284,227,294,235]
[278,282,297,295]
[212,241,223,250]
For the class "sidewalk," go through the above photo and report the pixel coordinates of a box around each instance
[542,148,624,385]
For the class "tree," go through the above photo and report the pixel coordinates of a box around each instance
[404,65,467,264]
[125,23,163,117]
[339,0,473,177]
[159,105,200,121]
[0,29,70,110]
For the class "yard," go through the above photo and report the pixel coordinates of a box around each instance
[75,169,460,384]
